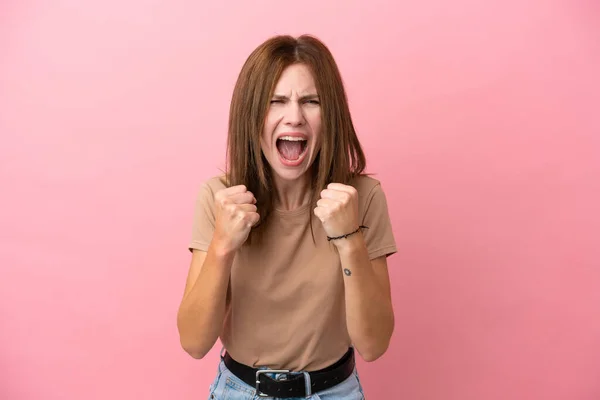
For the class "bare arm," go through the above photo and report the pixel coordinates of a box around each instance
[314,183,395,362]
[176,246,234,359]
[177,185,259,359]
[336,235,394,362]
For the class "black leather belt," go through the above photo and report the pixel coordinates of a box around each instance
[223,347,355,398]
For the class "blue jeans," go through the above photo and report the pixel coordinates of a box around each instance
[207,359,366,400]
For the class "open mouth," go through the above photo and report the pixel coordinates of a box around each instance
[276,136,308,162]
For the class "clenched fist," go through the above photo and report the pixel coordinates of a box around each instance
[314,183,360,245]
[212,185,260,255]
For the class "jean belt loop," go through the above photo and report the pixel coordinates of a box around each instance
[303,371,312,398]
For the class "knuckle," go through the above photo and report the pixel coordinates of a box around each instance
[244,213,258,227]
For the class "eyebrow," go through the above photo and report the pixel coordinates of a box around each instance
[272,94,320,101]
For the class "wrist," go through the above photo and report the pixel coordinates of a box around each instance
[209,239,237,262]
[332,232,367,255]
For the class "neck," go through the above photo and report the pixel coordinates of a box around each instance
[272,173,312,211]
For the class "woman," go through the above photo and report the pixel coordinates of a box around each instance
[177,34,397,400]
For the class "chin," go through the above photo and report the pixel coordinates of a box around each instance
[271,167,310,182]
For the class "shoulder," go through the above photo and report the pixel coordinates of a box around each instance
[198,175,228,196]
[193,175,228,211]
[347,174,387,217]
[348,174,383,199]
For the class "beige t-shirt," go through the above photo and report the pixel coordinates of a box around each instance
[189,175,397,371]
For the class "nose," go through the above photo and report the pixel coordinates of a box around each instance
[283,101,305,127]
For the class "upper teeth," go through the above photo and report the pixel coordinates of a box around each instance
[279,136,306,141]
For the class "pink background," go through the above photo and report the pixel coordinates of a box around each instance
[1,1,599,399]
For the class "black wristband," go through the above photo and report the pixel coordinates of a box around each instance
[327,225,369,241]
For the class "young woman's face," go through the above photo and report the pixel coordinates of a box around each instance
[261,63,322,183]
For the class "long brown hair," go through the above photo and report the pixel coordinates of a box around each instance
[225,34,366,239]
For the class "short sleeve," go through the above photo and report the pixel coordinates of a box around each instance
[360,183,397,260]
[188,182,217,252]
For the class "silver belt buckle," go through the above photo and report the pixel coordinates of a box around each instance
[256,369,290,397]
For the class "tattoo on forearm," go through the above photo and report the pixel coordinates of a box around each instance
[344,268,352,276]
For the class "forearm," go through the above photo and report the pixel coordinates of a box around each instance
[177,244,234,359]
[336,234,394,361]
